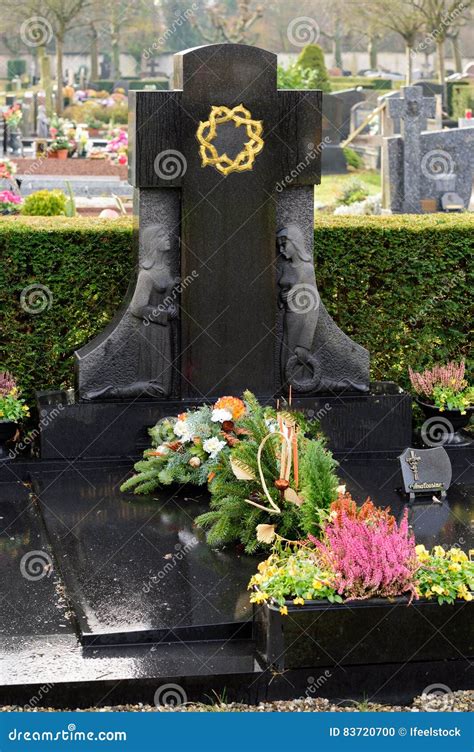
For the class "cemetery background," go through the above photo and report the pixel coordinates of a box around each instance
[0,0,473,715]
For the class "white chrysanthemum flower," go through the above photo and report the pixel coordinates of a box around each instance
[211,408,233,423]
[173,420,194,443]
[202,437,227,458]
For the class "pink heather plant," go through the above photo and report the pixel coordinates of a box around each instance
[0,371,17,397]
[310,508,419,601]
[408,361,466,399]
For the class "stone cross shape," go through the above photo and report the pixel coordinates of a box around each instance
[129,44,321,398]
[388,86,436,213]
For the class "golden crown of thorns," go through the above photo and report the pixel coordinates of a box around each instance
[196,104,264,176]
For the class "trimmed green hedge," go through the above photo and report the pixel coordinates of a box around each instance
[0,214,471,407]
[314,215,472,384]
[0,217,133,406]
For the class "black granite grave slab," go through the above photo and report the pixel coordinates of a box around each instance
[32,466,259,646]
[37,383,412,459]
[0,480,73,637]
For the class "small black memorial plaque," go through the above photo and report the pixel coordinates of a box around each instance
[399,446,452,501]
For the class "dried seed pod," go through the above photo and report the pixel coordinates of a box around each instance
[274,478,290,492]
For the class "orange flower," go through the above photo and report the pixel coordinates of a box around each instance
[207,471,216,483]
[177,412,187,421]
[214,396,246,421]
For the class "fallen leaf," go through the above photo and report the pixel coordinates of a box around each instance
[256,524,276,544]
[284,487,304,506]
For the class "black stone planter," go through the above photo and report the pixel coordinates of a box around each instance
[0,421,17,460]
[417,398,473,447]
[254,597,473,671]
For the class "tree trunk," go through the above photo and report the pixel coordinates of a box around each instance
[368,36,378,71]
[56,35,64,115]
[39,45,53,118]
[111,5,121,80]
[436,39,446,107]
[450,35,463,74]
[334,18,343,69]
[90,25,99,81]
[406,44,413,85]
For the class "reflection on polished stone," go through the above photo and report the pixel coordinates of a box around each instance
[33,467,260,645]
[0,481,73,637]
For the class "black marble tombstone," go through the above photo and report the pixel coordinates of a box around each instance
[38,43,411,459]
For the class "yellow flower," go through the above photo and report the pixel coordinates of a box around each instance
[279,605,288,616]
[448,548,468,563]
[312,580,323,590]
[448,563,461,573]
[257,561,268,574]
[424,589,433,598]
[433,545,445,558]
[431,584,444,595]
[457,584,472,601]
[293,596,305,606]
[250,591,269,604]
[415,544,429,562]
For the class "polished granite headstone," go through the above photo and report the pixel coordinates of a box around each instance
[75,42,369,403]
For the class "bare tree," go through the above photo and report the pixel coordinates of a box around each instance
[412,0,472,96]
[190,0,263,44]
[363,1,426,83]
[342,1,387,71]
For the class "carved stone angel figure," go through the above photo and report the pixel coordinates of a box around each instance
[277,224,321,392]
[79,224,180,400]
[277,223,370,394]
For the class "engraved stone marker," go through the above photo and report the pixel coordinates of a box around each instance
[76,43,369,401]
[399,446,452,501]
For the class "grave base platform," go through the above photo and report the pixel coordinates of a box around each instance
[1,453,472,707]
[37,382,412,459]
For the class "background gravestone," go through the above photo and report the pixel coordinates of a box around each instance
[383,87,474,213]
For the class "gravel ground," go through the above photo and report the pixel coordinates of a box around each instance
[2,690,472,713]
